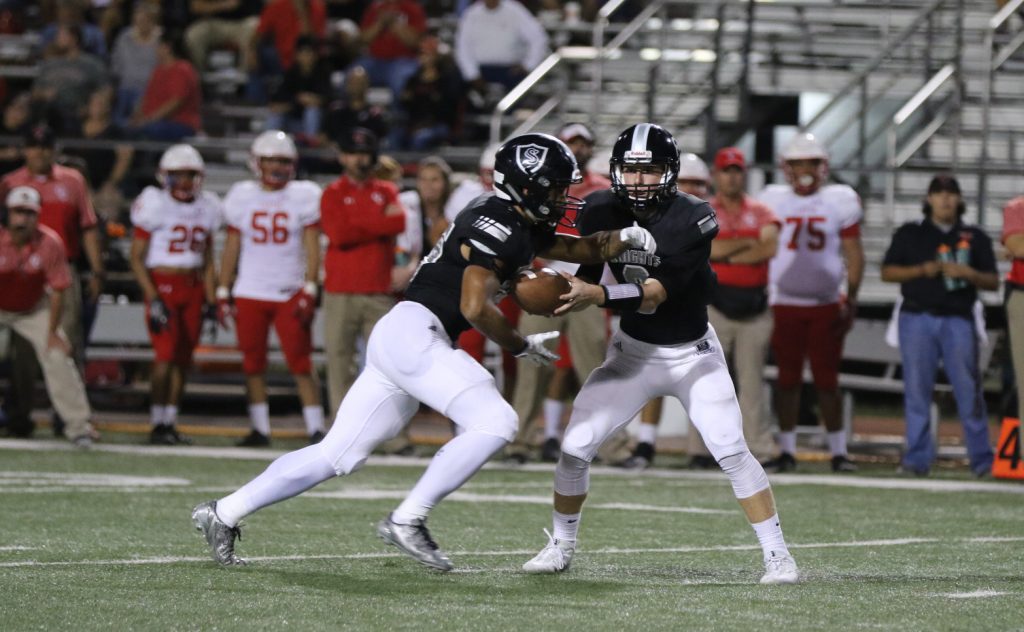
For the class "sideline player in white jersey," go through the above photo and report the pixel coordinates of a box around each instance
[130,144,222,446]
[191,133,657,571]
[757,132,865,473]
[217,130,326,446]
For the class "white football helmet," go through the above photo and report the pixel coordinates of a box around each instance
[158,144,204,201]
[677,153,710,197]
[251,130,298,188]
[780,132,829,195]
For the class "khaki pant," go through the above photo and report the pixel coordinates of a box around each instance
[687,306,775,459]
[509,306,606,452]
[1007,288,1024,422]
[323,292,395,416]
[0,299,91,440]
[184,17,259,70]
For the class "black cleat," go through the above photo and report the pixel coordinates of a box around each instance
[688,455,717,470]
[149,424,192,445]
[831,455,858,472]
[540,437,561,462]
[761,452,797,473]
[236,429,271,447]
[308,430,325,444]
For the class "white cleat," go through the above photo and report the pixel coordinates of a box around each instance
[760,551,799,585]
[522,529,575,573]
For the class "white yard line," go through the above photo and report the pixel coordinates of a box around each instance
[937,590,1009,599]
[2,536,1022,569]
[0,471,190,487]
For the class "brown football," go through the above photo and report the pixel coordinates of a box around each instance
[512,268,571,316]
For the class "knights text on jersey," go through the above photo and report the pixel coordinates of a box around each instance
[578,190,719,345]
[758,183,862,306]
[131,186,223,270]
[223,180,322,302]
[404,193,555,340]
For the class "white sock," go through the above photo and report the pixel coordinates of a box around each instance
[216,443,337,527]
[249,403,270,436]
[165,405,178,425]
[543,398,564,439]
[827,430,847,457]
[302,405,325,435]
[150,405,165,427]
[636,422,657,446]
[752,513,789,558]
[553,510,581,542]
[392,430,507,524]
[778,431,797,455]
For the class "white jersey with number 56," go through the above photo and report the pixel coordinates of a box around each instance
[131,186,223,270]
[224,180,322,302]
[759,183,862,306]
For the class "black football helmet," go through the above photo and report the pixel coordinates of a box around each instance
[492,133,584,228]
[610,123,680,221]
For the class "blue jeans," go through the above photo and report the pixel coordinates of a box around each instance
[114,87,143,128]
[898,311,994,474]
[264,106,322,137]
[355,56,420,97]
[137,120,196,142]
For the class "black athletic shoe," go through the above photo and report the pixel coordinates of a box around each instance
[831,455,858,472]
[688,455,717,470]
[308,430,325,445]
[149,424,192,445]
[760,452,797,473]
[617,441,655,469]
[540,437,561,462]
[236,429,271,447]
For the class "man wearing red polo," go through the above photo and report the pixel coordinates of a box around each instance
[0,186,93,446]
[320,127,405,415]
[1,124,104,434]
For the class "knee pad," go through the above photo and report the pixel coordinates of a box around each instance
[554,452,590,497]
[718,450,770,500]
[447,384,517,442]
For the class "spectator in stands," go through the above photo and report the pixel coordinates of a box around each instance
[110,1,161,127]
[32,24,109,132]
[68,88,134,219]
[326,0,369,22]
[758,133,863,473]
[881,174,998,477]
[247,0,327,103]
[455,0,549,94]
[1004,192,1024,423]
[266,36,331,141]
[324,66,389,144]
[40,0,107,59]
[319,127,405,415]
[129,31,201,142]
[0,186,94,446]
[184,0,261,71]
[390,35,461,151]
[0,92,31,175]
[689,147,780,468]
[356,0,426,97]
[404,155,452,254]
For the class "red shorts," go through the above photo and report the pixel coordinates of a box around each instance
[235,295,313,375]
[147,270,204,366]
[770,303,845,390]
[458,296,521,377]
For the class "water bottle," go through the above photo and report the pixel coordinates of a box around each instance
[937,244,957,292]
[953,239,971,291]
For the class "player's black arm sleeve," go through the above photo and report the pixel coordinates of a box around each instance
[575,263,604,284]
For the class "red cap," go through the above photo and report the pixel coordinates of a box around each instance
[714,147,746,170]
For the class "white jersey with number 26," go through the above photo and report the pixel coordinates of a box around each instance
[131,186,223,270]
[224,180,322,302]
[759,183,861,306]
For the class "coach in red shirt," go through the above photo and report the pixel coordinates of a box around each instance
[0,186,93,445]
[130,32,202,141]
[686,147,781,465]
[320,127,405,413]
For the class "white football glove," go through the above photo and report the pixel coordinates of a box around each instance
[619,221,657,254]
[515,331,561,366]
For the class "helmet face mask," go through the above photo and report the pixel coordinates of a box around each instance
[158,144,204,201]
[780,133,829,196]
[250,131,298,189]
[258,156,296,189]
[610,123,680,221]
[165,170,202,202]
[492,133,584,229]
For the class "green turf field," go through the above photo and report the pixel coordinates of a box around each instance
[2,439,1023,631]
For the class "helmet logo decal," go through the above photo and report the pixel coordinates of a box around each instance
[624,149,652,163]
[515,144,548,174]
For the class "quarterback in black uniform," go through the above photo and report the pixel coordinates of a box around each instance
[523,124,800,585]
[191,133,657,572]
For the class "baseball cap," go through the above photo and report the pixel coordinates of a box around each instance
[557,122,594,144]
[714,147,746,170]
[927,173,961,195]
[339,127,378,154]
[24,124,56,148]
[5,186,42,212]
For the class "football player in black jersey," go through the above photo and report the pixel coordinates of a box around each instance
[190,133,658,572]
[522,124,800,585]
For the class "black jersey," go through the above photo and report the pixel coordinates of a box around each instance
[404,193,556,340]
[578,189,719,345]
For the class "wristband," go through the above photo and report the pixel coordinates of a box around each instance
[303,281,318,296]
[215,286,230,300]
[601,282,644,311]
